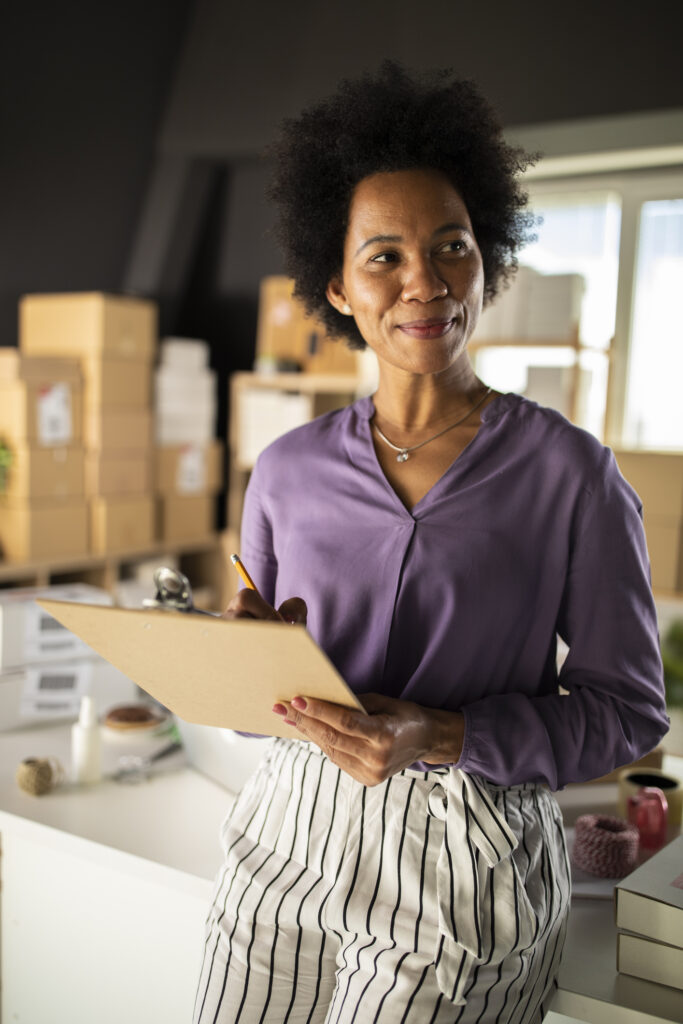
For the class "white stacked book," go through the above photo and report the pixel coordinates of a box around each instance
[0,584,137,729]
[615,835,683,991]
[154,338,217,445]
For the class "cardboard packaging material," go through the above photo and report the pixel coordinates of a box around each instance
[89,496,154,554]
[156,495,215,543]
[82,357,151,409]
[84,452,150,497]
[19,292,157,362]
[154,442,224,496]
[155,410,216,446]
[614,451,683,593]
[0,583,112,672]
[84,409,151,452]
[256,276,360,374]
[1,445,84,500]
[0,352,82,446]
[0,498,88,561]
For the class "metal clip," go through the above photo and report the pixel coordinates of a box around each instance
[142,567,214,616]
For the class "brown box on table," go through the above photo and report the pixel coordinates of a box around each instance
[0,352,82,446]
[1,445,84,500]
[84,452,150,497]
[0,497,88,561]
[156,495,215,543]
[642,514,683,593]
[256,276,359,375]
[19,293,157,362]
[90,496,154,554]
[154,441,224,496]
[84,409,151,452]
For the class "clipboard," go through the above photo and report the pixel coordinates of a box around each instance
[37,599,364,738]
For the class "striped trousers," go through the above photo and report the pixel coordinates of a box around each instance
[193,738,570,1024]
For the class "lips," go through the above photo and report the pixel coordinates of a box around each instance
[397,317,457,340]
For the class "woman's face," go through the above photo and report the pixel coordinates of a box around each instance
[327,168,485,377]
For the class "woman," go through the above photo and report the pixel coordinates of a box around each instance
[194,63,668,1023]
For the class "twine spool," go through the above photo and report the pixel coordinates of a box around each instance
[16,757,64,796]
[572,814,639,879]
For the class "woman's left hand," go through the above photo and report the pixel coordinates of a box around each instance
[273,692,464,786]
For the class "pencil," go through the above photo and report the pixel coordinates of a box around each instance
[230,553,259,592]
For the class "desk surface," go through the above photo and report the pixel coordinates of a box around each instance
[1,724,682,1023]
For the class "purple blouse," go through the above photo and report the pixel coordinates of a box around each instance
[240,392,669,789]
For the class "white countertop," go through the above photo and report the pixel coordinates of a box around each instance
[2,724,682,1023]
[0,722,234,898]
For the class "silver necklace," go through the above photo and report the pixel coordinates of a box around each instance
[372,386,493,463]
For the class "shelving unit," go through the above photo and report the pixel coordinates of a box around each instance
[0,534,231,612]
[227,371,361,535]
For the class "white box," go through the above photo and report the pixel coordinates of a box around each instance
[474,266,536,341]
[155,410,216,445]
[526,273,584,340]
[237,389,314,468]
[154,367,217,411]
[1,658,138,730]
[0,584,112,672]
[159,338,210,371]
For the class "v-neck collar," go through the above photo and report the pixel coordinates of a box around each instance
[349,392,518,518]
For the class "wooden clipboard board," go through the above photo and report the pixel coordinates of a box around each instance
[37,599,364,738]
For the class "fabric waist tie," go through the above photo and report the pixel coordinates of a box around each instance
[422,768,540,1005]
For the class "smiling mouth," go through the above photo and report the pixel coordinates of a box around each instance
[397,317,457,339]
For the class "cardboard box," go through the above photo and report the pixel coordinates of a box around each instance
[156,495,214,543]
[19,293,157,362]
[85,452,150,497]
[256,276,359,374]
[1,445,84,500]
[84,409,152,452]
[642,514,683,593]
[0,352,82,446]
[154,442,224,496]
[89,496,154,554]
[82,357,151,409]
[614,451,683,518]
[0,498,88,561]
[0,583,111,672]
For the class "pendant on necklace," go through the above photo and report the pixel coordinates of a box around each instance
[397,450,409,463]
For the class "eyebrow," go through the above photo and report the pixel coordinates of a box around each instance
[354,222,471,257]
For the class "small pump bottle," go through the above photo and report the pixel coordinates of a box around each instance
[71,695,102,784]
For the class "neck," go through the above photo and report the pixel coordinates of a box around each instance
[372,356,483,431]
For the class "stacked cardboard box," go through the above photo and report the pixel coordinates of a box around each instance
[615,835,683,990]
[19,293,157,554]
[614,450,683,593]
[154,339,222,542]
[0,351,88,560]
[255,276,360,374]
[0,584,136,729]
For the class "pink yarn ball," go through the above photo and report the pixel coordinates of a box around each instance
[572,814,639,879]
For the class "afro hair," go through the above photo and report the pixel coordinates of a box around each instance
[268,61,537,350]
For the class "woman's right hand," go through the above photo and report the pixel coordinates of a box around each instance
[221,589,307,626]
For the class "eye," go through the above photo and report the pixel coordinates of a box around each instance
[368,251,399,264]
[437,239,468,255]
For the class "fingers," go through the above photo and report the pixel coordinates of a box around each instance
[289,696,373,735]
[221,589,282,621]
[278,596,307,625]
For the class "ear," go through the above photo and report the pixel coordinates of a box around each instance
[325,276,351,316]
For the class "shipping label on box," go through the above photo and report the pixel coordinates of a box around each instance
[154,441,223,495]
[36,382,72,443]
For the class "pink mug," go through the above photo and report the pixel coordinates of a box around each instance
[627,786,668,851]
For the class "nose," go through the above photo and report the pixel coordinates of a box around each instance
[401,256,448,303]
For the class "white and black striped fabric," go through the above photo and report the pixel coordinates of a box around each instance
[193,738,570,1024]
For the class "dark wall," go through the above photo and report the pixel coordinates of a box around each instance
[161,0,683,158]
[0,1,194,345]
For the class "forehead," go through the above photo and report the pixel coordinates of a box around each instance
[346,168,472,237]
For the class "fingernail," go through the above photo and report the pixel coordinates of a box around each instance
[283,614,297,624]
[272,703,286,716]
[283,718,297,726]
[291,697,307,711]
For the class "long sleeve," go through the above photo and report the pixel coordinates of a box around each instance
[455,448,669,789]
